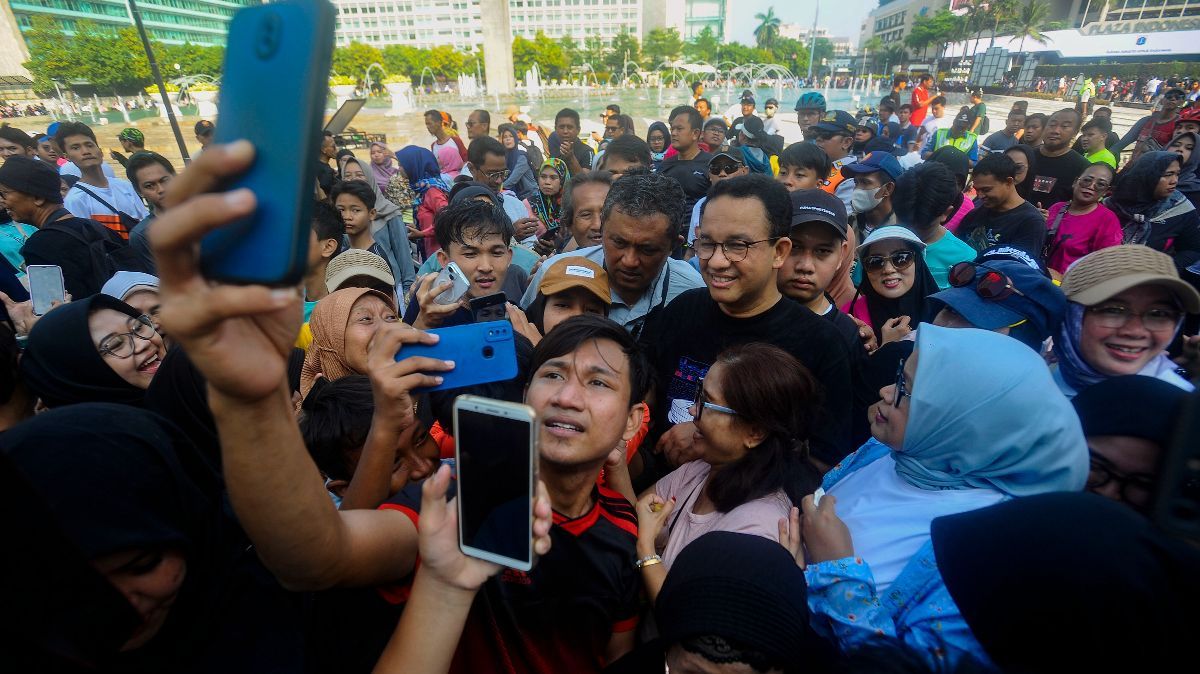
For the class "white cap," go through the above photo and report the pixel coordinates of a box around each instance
[101,271,160,302]
[856,225,927,256]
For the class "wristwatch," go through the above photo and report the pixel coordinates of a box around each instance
[635,554,662,569]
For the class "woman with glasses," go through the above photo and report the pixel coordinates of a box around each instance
[19,294,166,408]
[1072,374,1189,513]
[1104,151,1200,269]
[633,343,822,603]
[842,226,938,347]
[646,121,670,163]
[1053,245,1200,396]
[1043,162,1121,276]
[786,324,1087,670]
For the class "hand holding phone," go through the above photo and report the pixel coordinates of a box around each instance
[412,272,467,330]
[454,396,539,570]
[395,320,517,392]
[28,265,65,316]
[468,292,507,323]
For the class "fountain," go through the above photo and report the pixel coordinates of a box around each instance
[364,63,386,96]
[525,63,542,99]
[416,66,436,99]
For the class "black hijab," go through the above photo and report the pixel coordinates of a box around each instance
[20,294,149,408]
[1107,150,1180,220]
[1006,144,1038,200]
[145,347,220,472]
[854,238,939,341]
[0,404,224,671]
[932,492,1200,672]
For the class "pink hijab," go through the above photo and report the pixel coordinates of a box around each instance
[436,142,464,182]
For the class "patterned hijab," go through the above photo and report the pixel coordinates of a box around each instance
[299,288,394,401]
[530,157,569,230]
[395,146,451,207]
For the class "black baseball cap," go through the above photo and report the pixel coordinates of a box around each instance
[765,98,779,107]
[735,115,765,139]
[708,151,743,165]
[741,94,756,105]
[789,189,848,239]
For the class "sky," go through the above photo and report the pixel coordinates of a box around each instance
[728,0,879,47]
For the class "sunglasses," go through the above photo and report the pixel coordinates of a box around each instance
[863,250,916,272]
[893,357,911,408]
[709,163,743,176]
[948,262,1027,300]
[1077,175,1111,190]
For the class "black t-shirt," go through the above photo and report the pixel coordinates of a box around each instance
[21,216,129,299]
[956,200,1047,258]
[379,480,641,674]
[648,289,853,467]
[549,138,595,172]
[817,298,868,365]
[658,151,713,216]
[316,160,337,195]
[1029,149,1090,209]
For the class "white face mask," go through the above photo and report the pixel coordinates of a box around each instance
[851,185,885,213]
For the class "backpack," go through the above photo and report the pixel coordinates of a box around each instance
[41,213,150,292]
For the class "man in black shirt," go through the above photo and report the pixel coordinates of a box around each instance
[549,108,594,175]
[1030,108,1090,211]
[316,130,337,196]
[777,188,868,361]
[958,153,1047,257]
[651,174,853,473]
[658,105,712,223]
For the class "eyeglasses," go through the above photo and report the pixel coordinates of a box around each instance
[1087,452,1155,505]
[1086,304,1182,332]
[948,262,1027,301]
[709,163,744,176]
[863,250,916,273]
[893,357,912,408]
[97,315,157,359]
[483,169,510,181]
[1076,176,1111,190]
[692,377,738,422]
[694,237,778,262]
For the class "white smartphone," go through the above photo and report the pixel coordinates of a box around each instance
[28,265,65,316]
[453,395,538,571]
[434,261,470,305]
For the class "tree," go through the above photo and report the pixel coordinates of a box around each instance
[76,25,151,94]
[644,27,684,67]
[382,44,424,80]
[607,29,641,73]
[881,45,907,73]
[560,35,581,68]
[23,15,80,94]
[753,7,781,49]
[988,0,1020,49]
[811,37,835,69]
[684,26,719,63]
[861,36,883,74]
[1011,0,1051,60]
[332,41,383,81]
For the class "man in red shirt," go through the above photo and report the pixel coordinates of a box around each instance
[910,73,935,127]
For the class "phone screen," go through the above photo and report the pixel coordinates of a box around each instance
[457,407,533,566]
[28,265,65,316]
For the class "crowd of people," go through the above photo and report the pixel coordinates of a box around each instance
[0,67,1197,674]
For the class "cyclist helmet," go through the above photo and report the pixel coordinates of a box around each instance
[795,91,827,112]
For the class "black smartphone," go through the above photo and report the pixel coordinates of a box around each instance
[469,292,508,323]
[199,0,335,285]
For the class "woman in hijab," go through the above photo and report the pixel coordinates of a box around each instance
[842,226,939,347]
[1167,130,1200,208]
[529,157,569,233]
[369,141,399,194]
[1052,245,1200,396]
[395,146,451,259]
[20,294,166,408]
[931,492,1200,672]
[1004,144,1037,202]
[1105,150,1200,267]
[300,287,398,401]
[1,404,306,672]
[787,325,1088,670]
[647,121,670,163]
[335,148,357,175]
[434,142,464,185]
[340,159,417,298]
[499,123,537,200]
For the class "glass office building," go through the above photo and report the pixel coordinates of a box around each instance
[8,0,260,45]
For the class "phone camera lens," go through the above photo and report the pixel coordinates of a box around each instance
[482,346,495,359]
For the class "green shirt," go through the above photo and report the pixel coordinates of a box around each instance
[1085,148,1117,170]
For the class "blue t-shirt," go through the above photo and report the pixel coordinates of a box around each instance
[923,231,978,289]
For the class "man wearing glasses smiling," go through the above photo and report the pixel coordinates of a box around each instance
[647,174,854,487]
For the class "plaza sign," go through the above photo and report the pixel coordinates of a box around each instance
[944,28,1200,59]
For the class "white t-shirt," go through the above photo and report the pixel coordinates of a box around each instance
[64,178,149,221]
[763,116,780,136]
[59,161,116,179]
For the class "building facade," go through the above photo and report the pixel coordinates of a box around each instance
[779,23,853,56]
[7,0,256,45]
[645,0,730,42]
[332,0,644,50]
[858,0,950,47]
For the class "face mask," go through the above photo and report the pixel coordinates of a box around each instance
[851,185,885,213]
[651,151,666,161]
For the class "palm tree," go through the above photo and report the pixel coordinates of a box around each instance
[861,36,883,76]
[988,0,1019,49]
[754,7,782,49]
[1012,0,1051,62]
[883,45,907,73]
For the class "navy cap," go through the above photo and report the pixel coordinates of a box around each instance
[928,259,1067,350]
[841,151,904,182]
[814,110,857,135]
[765,98,779,107]
[741,94,756,105]
[789,188,848,239]
[735,115,765,139]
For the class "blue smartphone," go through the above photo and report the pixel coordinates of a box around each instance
[199,0,335,285]
[396,320,518,393]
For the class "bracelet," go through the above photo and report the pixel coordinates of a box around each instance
[635,554,662,569]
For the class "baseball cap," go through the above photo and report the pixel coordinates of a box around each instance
[704,117,728,131]
[765,98,779,107]
[537,258,610,306]
[740,94,756,105]
[194,120,215,136]
[954,110,972,125]
[735,115,765,139]
[1061,245,1200,313]
[117,128,144,145]
[856,225,927,255]
[841,151,904,182]
[0,156,63,204]
[814,110,857,136]
[1179,106,1200,123]
[324,249,396,293]
[928,260,1066,346]
[708,151,743,165]
[101,272,160,303]
[789,189,848,239]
